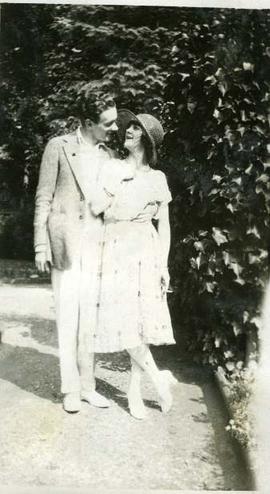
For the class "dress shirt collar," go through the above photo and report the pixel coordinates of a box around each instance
[76,127,107,151]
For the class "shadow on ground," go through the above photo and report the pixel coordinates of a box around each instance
[0,312,253,490]
[0,339,205,412]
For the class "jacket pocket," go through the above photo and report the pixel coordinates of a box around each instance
[47,211,73,270]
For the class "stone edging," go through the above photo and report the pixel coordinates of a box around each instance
[214,369,257,490]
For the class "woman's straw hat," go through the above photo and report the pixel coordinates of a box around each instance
[117,109,164,165]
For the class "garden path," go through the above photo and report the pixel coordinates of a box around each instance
[0,284,252,492]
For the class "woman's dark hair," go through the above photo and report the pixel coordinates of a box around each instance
[76,81,116,124]
[141,134,155,167]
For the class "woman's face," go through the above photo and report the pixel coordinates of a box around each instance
[124,122,144,151]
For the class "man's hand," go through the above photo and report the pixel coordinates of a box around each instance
[135,203,159,223]
[35,252,51,273]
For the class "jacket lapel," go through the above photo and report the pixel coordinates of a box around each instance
[62,134,89,199]
[61,132,114,200]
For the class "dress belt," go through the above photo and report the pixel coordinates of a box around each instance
[104,217,152,225]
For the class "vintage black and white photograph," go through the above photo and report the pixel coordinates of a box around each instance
[0,1,270,492]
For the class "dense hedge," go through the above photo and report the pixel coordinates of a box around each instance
[1,5,270,369]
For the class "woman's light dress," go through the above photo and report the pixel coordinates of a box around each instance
[90,159,176,353]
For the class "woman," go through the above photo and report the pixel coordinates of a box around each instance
[90,110,177,419]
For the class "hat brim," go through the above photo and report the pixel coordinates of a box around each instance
[117,109,156,164]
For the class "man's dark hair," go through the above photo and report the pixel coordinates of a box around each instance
[76,80,116,124]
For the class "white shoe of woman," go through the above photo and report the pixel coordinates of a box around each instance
[127,391,147,420]
[157,370,178,414]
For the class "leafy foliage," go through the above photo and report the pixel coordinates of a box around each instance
[163,10,270,368]
[1,5,270,368]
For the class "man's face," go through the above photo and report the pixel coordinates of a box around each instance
[91,106,118,142]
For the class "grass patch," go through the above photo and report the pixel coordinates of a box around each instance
[0,259,50,284]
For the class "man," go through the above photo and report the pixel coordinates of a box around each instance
[34,81,118,413]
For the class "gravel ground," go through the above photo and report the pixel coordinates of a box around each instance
[0,284,252,490]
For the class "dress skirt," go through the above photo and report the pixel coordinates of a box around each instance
[91,219,175,353]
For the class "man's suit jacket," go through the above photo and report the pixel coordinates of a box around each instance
[34,131,115,270]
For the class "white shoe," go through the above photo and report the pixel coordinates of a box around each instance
[81,390,111,408]
[127,391,147,420]
[157,370,178,414]
[63,392,81,413]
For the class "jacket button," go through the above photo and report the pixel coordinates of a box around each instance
[79,214,83,220]
[80,195,84,202]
